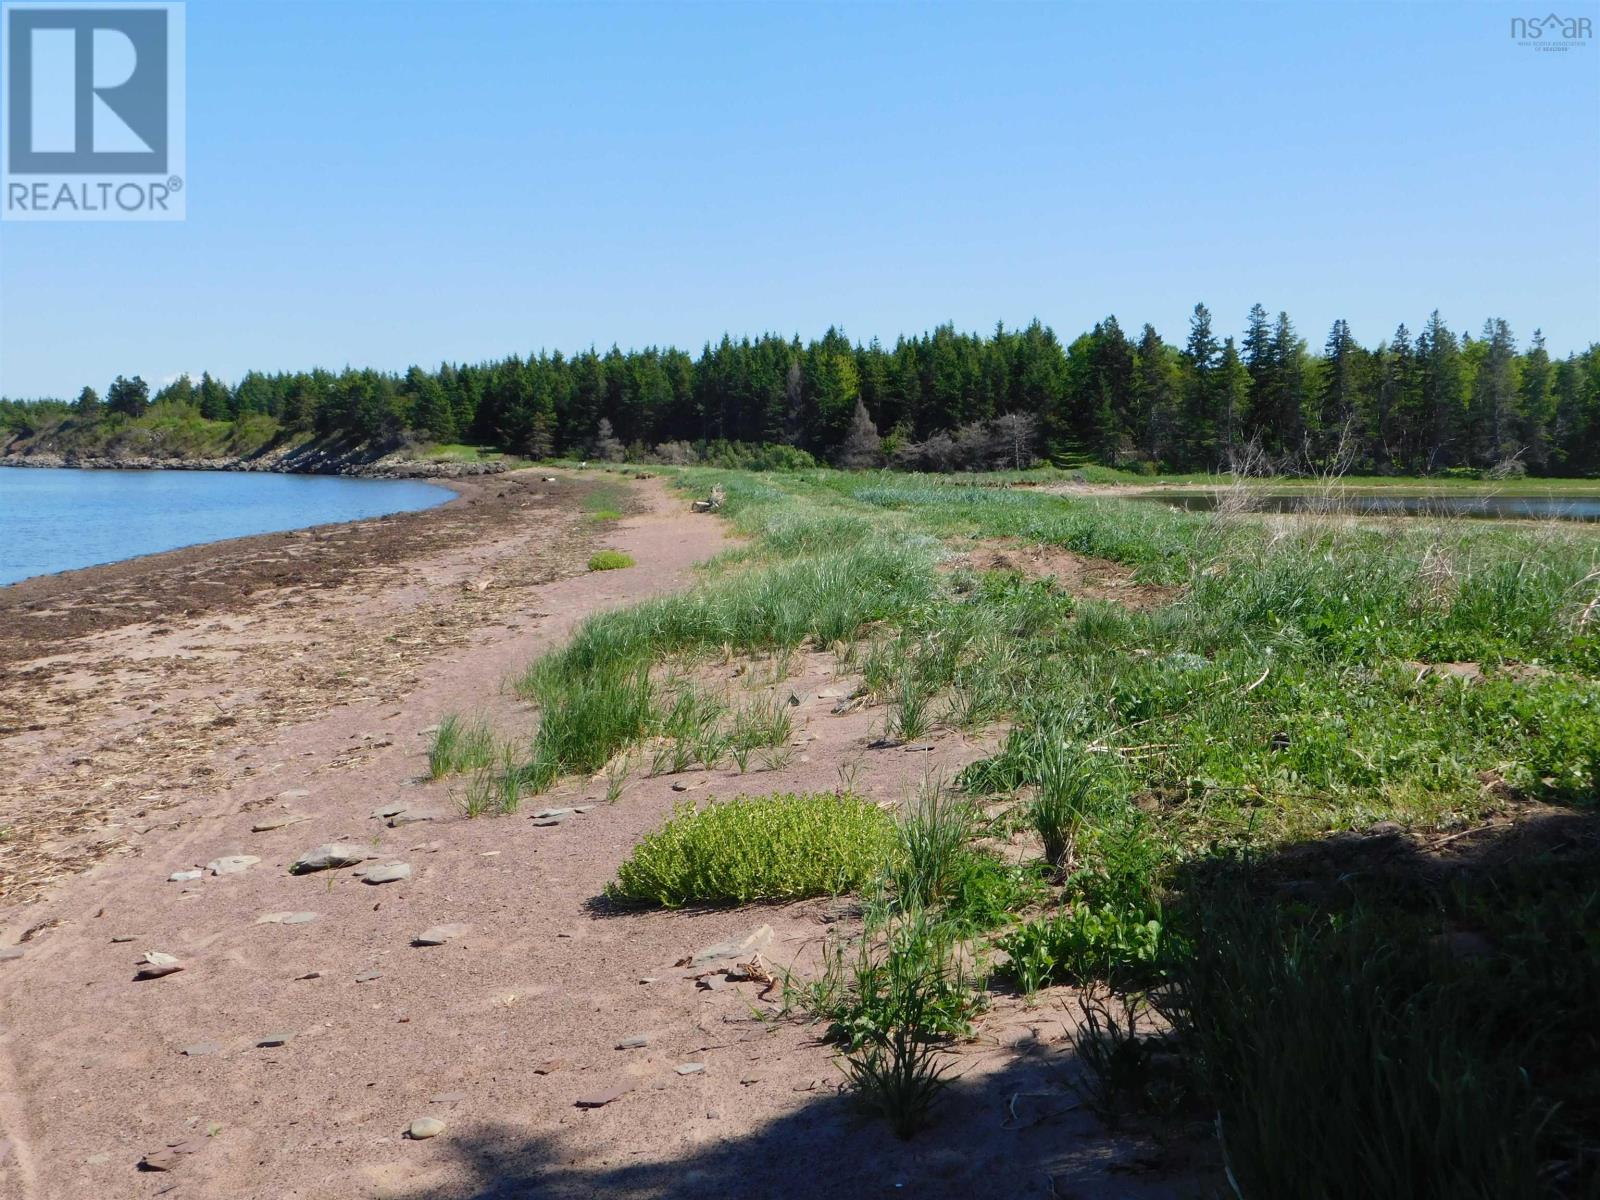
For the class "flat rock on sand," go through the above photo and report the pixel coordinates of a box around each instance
[256,911,318,925]
[134,951,183,980]
[250,813,309,832]
[413,923,468,946]
[574,1081,633,1109]
[206,854,260,876]
[687,924,774,967]
[363,862,412,884]
[289,844,364,874]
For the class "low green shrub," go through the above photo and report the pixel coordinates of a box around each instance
[998,903,1164,993]
[607,792,898,907]
[587,549,634,570]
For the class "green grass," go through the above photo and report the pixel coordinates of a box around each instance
[1159,873,1598,1199]
[942,462,1600,495]
[417,441,509,463]
[579,478,632,523]
[607,792,898,907]
[479,463,1599,1163]
[587,549,634,570]
[427,714,496,780]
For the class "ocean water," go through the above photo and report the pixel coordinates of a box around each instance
[0,468,454,587]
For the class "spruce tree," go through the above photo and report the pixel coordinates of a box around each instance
[106,375,150,418]
[1518,330,1554,470]
[1134,323,1178,465]
[1317,319,1360,464]
[1216,338,1251,467]
[1416,311,1464,470]
[1182,303,1220,467]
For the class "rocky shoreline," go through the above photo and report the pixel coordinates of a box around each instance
[0,440,511,479]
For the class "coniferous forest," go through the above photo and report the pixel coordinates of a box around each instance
[5,305,1599,475]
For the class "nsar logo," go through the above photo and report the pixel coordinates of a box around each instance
[1510,12,1592,51]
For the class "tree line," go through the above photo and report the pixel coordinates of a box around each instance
[5,306,1598,476]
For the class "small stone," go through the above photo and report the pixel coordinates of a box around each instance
[181,1043,221,1057]
[418,725,440,737]
[289,844,363,874]
[696,975,726,992]
[208,852,262,874]
[85,1152,111,1165]
[256,911,318,925]
[354,969,382,982]
[902,743,935,753]
[372,803,408,819]
[251,813,308,832]
[414,923,468,946]
[167,870,202,883]
[638,976,658,984]
[364,863,412,884]
[256,1033,292,1048]
[615,1034,650,1050]
[407,1117,445,1140]
[705,1108,722,1120]
[533,1058,568,1074]
[575,1082,632,1108]
[428,1092,466,1105]
[533,808,572,819]
[388,809,443,827]
[573,805,594,814]
[739,1074,764,1086]
[135,951,183,980]
[688,925,773,967]
[277,788,311,800]
[139,1149,181,1171]
[295,971,322,981]
[530,815,567,827]
[0,947,23,962]
[670,781,690,792]
[675,1062,705,1075]
[110,935,138,943]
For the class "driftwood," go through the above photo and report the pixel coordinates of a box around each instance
[691,484,726,513]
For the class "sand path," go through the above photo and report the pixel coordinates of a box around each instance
[0,473,1204,1199]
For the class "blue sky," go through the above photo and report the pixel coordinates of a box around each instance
[2,0,1597,397]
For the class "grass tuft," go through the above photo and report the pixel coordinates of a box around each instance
[427,714,495,780]
[588,549,635,570]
